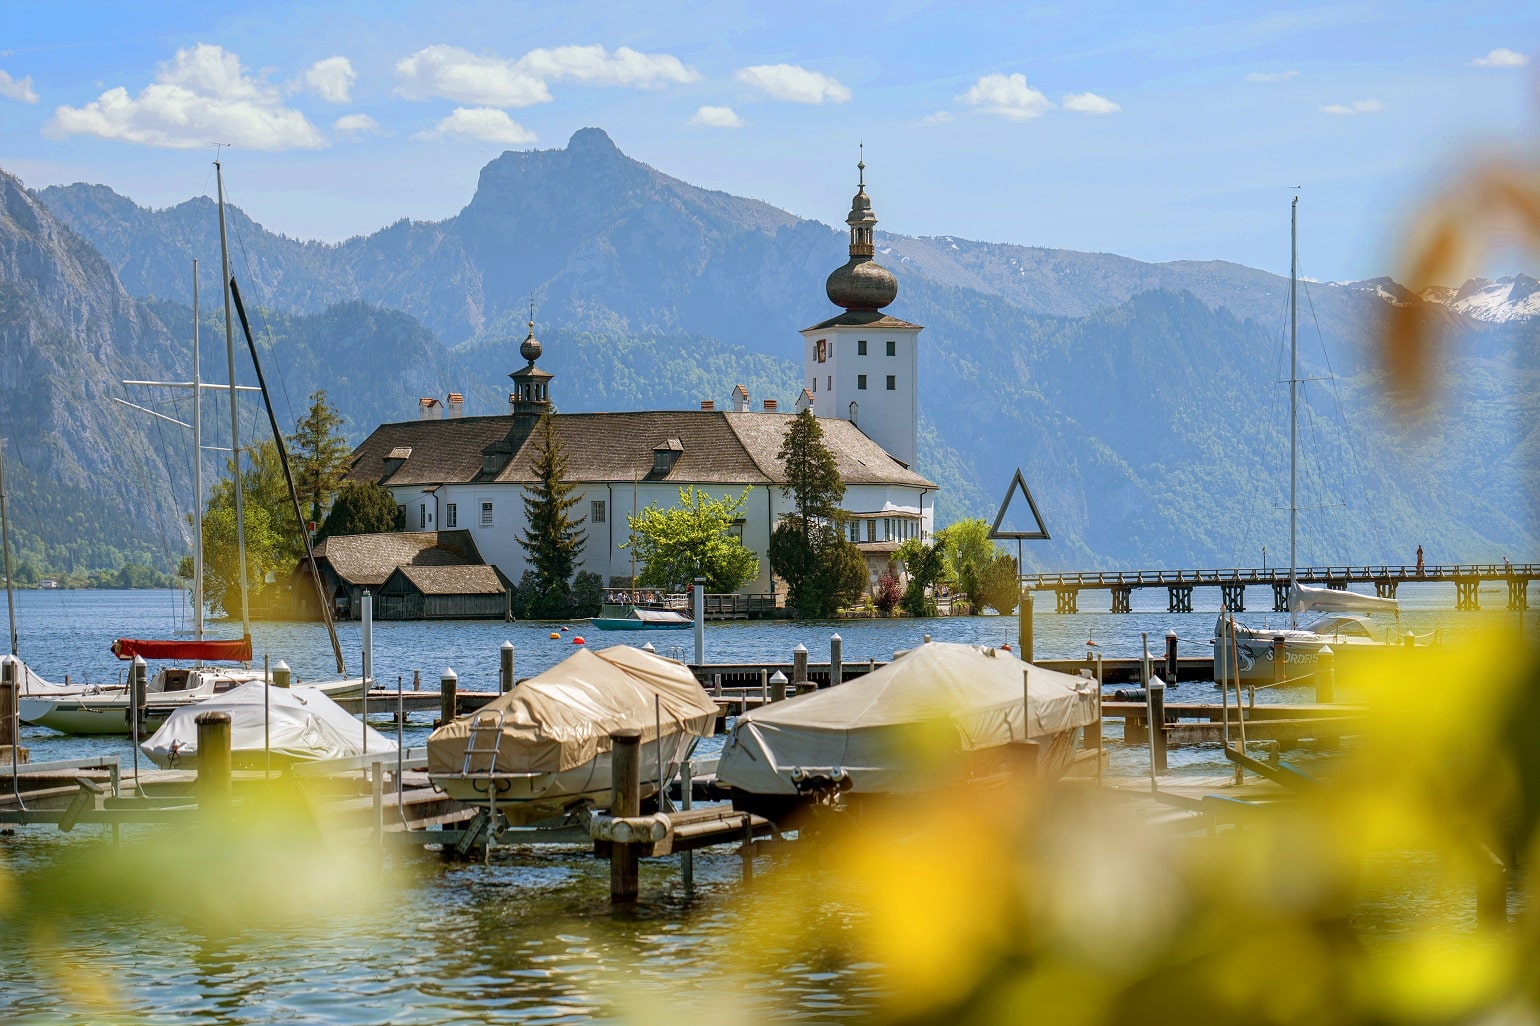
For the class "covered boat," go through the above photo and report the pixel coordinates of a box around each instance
[140,681,396,770]
[590,604,693,631]
[426,645,717,824]
[715,642,1099,817]
[1213,583,1406,684]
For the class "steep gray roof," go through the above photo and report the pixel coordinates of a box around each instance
[388,564,506,596]
[312,530,482,587]
[803,310,922,332]
[347,411,934,490]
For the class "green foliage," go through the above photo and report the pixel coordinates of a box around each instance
[936,518,1003,612]
[318,481,403,540]
[874,568,903,614]
[771,518,864,618]
[626,486,760,593]
[974,552,1021,615]
[288,390,350,527]
[517,412,586,618]
[777,409,846,527]
[202,500,281,617]
[570,571,604,618]
[897,538,943,618]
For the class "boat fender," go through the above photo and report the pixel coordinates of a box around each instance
[549,632,560,640]
[572,636,585,645]
[1001,643,1011,652]
[1113,687,1148,702]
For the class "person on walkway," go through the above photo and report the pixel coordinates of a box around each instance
[1416,546,1425,576]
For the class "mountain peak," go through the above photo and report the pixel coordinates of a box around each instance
[566,127,619,156]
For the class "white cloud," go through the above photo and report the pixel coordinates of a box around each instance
[734,64,850,104]
[960,72,1052,120]
[333,112,382,135]
[396,43,696,107]
[415,106,535,144]
[0,69,37,103]
[690,104,742,128]
[1320,98,1384,115]
[303,56,355,104]
[1472,48,1529,68]
[47,44,324,149]
[1246,69,1299,83]
[1063,91,1119,114]
[918,111,956,126]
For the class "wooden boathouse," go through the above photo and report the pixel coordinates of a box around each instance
[376,565,510,620]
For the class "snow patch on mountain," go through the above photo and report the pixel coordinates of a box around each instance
[1337,274,1540,321]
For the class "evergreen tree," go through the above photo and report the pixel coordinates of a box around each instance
[288,390,350,528]
[517,412,586,618]
[771,409,856,617]
[318,481,404,540]
[777,408,845,538]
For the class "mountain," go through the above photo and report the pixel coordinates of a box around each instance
[25,129,1540,572]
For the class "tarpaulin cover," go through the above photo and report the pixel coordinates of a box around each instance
[112,637,253,663]
[140,680,395,769]
[426,645,718,777]
[716,642,1100,797]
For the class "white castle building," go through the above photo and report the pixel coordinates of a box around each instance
[344,162,935,595]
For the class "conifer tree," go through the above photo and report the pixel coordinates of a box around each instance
[517,412,586,617]
[771,409,860,617]
[288,390,350,527]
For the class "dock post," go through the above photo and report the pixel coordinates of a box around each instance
[770,670,788,703]
[681,758,695,892]
[793,644,808,694]
[130,654,148,737]
[1018,588,1034,661]
[1165,629,1178,684]
[1316,645,1335,704]
[693,577,706,666]
[1148,677,1168,775]
[371,757,384,848]
[272,660,292,688]
[760,668,769,706]
[195,710,232,816]
[610,728,643,904]
[500,641,515,694]
[0,655,16,752]
[830,634,843,688]
[439,667,458,727]
[1140,633,1151,687]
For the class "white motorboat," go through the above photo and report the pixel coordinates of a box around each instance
[140,680,395,770]
[426,645,718,825]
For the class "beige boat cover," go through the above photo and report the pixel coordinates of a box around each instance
[716,642,1100,796]
[426,646,719,776]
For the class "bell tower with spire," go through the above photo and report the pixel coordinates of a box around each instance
[798,152,922,469]
[508,305,554,423]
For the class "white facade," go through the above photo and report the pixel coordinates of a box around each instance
[800,322,920,470]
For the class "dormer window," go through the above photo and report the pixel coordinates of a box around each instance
[652,438,684,475]
[382,446,412,479]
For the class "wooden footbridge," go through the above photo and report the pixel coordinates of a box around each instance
[1021,562,1539,614]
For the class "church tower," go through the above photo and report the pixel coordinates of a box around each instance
[508,314,553,423]
[799,156,922,469]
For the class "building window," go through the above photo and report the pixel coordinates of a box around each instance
[858,340,868,355]
[857,374,867,390]
[815,339,827,363]
[886,339,896,356]
[849,521,859,543]
[886,375,896,390]
[446,503,457,528]
[866,520,876,542]
[420,503,427,528]
[592,500,606,524]
[827,376,831,391]
[811,378,816,392]
[480,501,494,527]
[727,518,745,542]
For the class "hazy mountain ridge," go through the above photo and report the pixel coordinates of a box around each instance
[17,129,1540,571]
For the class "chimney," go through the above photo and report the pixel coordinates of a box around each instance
[419,397,442,420]
[700,399,715,411]
[731,384,750,413]
[447,393,464,418]
[762,398,778,413]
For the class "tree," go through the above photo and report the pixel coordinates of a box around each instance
[778,408,846,532]
[896,538,944,618]
[288,390,350,528]
[517,412,586,618]
[318,481,403,540]
[626,486,760,593]
[975,552,1021,615]
[874,568,903,614]
[200,439,295,615]
[935,518,998,612]
[771,409,855,617]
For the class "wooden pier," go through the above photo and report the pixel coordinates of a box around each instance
[1022,561,1538,613]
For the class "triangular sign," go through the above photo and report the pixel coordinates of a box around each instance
[989,468,1050,540]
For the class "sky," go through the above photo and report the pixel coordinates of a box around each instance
[1,0,1537,282]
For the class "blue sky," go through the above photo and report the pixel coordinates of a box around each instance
[1,0,1536,282]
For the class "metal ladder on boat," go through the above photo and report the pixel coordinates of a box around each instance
[461,711,506,863]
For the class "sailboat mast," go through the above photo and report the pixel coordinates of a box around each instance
[192,259,204,644]
[215,161,252,643]
[1289,196,1299,625]
[0,440,17,657]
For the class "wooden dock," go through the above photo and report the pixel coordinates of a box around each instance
[1103,699,1367,746]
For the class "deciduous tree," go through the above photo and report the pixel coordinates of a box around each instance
[627,486,760,593]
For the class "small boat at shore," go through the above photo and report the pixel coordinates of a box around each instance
[714,642,1100,821]
[426,645,717,825]
[590,601,693,631]
[140,680,395,770]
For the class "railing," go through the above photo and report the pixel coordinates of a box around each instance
[1022,563,1540,590]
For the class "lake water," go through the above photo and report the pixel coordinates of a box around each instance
[0,586,1522,1022]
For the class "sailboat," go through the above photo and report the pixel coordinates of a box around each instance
[1213,198,1403,685]
[22,163,363,735]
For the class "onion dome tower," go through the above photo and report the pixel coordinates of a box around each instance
[798,153,922,470]
[825,157,899,312]
[509,311,553,420]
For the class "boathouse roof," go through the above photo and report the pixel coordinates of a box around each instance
[310,530,485,587]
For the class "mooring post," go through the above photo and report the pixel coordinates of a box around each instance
[1316,645,1335,704]
[610,728,643,904]
[272,660,292,688]
[1018,588,1034,662]
[130,654,148,737]
[680,758,695,892]
[439,667,458,727]
[759,668,769,706]
[693,577,706,667]
[195,710,233,816]
[1012,666,1041,783]
[372,757,385,847]
[0,655,16,751]
[1148,677,1168,775]
[1140,633,1151,688]
[792,644,808,694]
[500,641,515,694]
[830,633,843,688]
[770,670,788,703]
[1165,629,1178,684]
